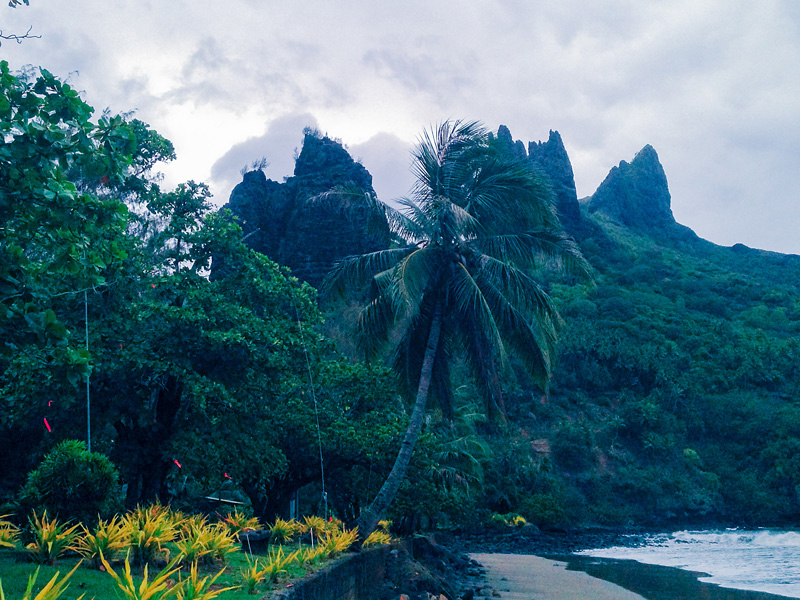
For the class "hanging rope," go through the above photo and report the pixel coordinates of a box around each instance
[85,289,91,452]
[290,284,327,518]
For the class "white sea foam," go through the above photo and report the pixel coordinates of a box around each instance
[578,529,800,597]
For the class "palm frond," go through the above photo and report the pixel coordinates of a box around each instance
[478,279,557,385]
[473,230,591,276]
[473,253,560,320]
[447,262,507,367]
[321,247,414,298]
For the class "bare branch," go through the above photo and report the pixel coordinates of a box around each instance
[0,25,40,46]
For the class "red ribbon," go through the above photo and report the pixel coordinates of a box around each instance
[43,418,51,432]
[173,459,182,468]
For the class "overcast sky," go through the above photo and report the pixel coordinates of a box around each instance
[3,1,799,254]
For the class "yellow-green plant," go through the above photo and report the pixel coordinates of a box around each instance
[238,558,268,595]
[220,509,261,540]
[320,528,358,558]
[0,514,20,549]
[362,529,392,548]
[177,515,208,538]
[177,562,237,600]
[0,562,84,600]
[200,524,237,563]
[299,544,326,566]
[174,525,211,566]
[74,515,130,568]
[262,546,301,584]
[124,507,177,566]
[267,518,303,545]
[301,516,332,543]
[25,511,80,565]
[100,553,183,600]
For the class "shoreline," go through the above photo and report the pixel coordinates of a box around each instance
[554,554,797,600]
[443,530,798,600]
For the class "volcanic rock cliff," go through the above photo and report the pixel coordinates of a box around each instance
[223,131,390,287]
[585,145,674,230]
[493,126,582,230]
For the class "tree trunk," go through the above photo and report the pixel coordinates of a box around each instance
[356,304,443,539]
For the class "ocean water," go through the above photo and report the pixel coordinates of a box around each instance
[577,530,800,598]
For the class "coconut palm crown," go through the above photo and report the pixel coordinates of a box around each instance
[322,119,589,535]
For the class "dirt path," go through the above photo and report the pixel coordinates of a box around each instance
[470,553,647,600]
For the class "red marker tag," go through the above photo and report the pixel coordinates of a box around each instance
[48,400,52,407]
[173,459,182,468]
[224,472,232,480]
[43,418,51,432]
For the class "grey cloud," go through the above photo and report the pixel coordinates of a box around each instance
[350,133,414,204]
[209,112,319,205]
[362,46,475,100]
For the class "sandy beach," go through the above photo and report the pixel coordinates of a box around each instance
[471,553,646,600]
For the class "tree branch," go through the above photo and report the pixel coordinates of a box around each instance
[0,25,40,46]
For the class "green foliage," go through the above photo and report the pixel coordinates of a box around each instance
[518,494,568,529]
[16,441,122,525]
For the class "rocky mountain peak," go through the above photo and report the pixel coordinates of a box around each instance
[222,132,389,287]
[528,130,581,227]
[586,144,675,229]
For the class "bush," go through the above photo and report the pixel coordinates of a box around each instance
[518,494,568,529]
[16,440,123,525]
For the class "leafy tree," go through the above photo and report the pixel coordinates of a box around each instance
[324,120,587,535]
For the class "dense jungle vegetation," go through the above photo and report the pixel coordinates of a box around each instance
[2,60,800,535]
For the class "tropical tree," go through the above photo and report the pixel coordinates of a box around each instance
[323,119,589,535]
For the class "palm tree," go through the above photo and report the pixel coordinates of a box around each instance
[323,120,589,536]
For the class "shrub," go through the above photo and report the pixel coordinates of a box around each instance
[238,558,268,594]
[0,514,20,549]
[16,440,123,525]
[25,511,81,565]
[177,562,236,600]
[124,505,177,566]
[518,494,568,529]
[100,554,183,600]
[74,515,130,568]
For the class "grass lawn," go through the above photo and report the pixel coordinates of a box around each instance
[0,546,331,599]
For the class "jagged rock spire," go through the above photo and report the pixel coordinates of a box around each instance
[586,145,675,229]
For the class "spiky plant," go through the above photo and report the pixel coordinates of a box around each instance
[74,515,130,568]
[262,546,302,584]
[319,528,358,558]
[25,511,80,565]
[238,558,268,595]
[177,562,237,600]
[220,509,261,540]
[0,514,20,549]
[267,518,303,545]
[0,562,84,600]
[200,524,237,564]
[100,553,183,600]
[123,506,177,566]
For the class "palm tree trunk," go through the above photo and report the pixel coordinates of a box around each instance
[356,303,443,538]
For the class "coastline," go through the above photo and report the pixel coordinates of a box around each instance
[469,552,797,600]
[556,554,797,600]
[446,530,798,600]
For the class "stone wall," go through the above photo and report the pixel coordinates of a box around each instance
[267,545,392,600]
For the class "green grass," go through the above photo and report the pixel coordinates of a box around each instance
[0,543,340,600]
